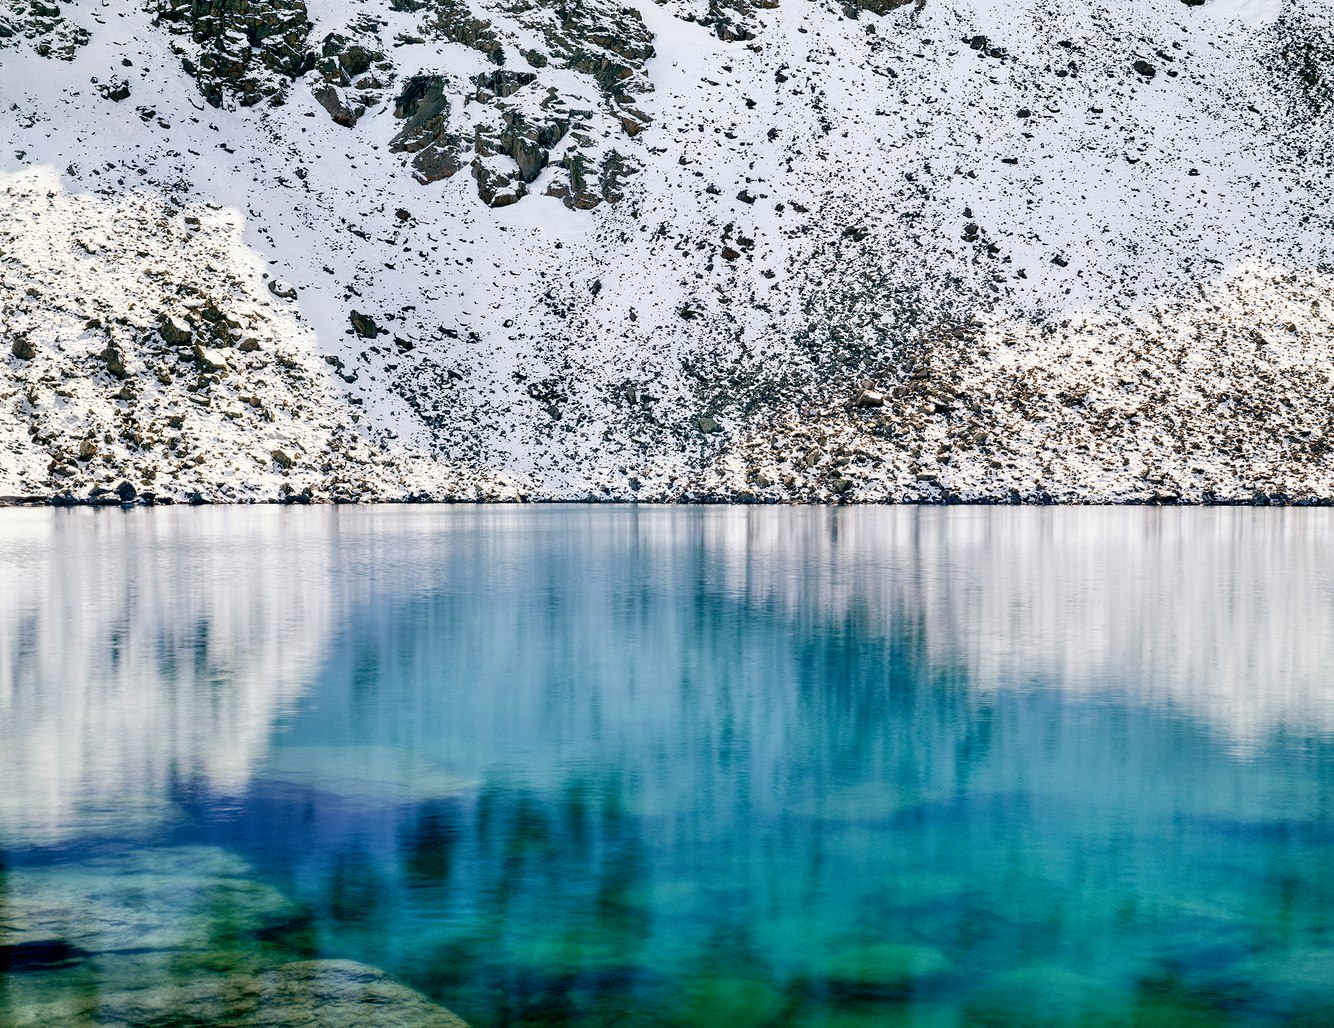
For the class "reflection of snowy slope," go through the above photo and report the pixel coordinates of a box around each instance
[294,508,1334,792]
[701,506,1334,742]
[2,0,1333,501]
[0,508,336,843]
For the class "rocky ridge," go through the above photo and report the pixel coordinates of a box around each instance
[1,0,1333,503]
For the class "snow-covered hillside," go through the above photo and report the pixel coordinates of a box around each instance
[1,0,1332,502]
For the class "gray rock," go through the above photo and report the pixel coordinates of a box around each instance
[158,314,193,346]
[192,343,228,373]
[11,336,35,360]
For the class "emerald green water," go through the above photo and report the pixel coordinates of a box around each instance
[2,506,1333,1026]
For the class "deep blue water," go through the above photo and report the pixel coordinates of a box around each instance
[2,506,1334,1026]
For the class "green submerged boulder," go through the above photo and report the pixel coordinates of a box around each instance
[674,974,786,1026]
[811,942,951,996]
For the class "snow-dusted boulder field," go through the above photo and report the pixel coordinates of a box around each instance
[1,0,1332,503]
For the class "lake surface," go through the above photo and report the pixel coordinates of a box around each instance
[2,506,1334,1026]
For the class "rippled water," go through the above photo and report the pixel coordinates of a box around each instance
[2,506,1334,1026]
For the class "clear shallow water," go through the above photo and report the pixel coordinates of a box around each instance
[2,506,1334,1026]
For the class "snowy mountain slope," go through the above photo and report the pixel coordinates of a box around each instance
[1,0,1332,502]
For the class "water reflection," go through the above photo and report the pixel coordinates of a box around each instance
[2,506,1333,1025]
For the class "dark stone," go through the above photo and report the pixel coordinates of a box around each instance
[1133,59,1156,78]
[159,314,193,345]
[349,310,380,338]
[0,939,87,973]
[101,345,127,378]
[312,82,356,127]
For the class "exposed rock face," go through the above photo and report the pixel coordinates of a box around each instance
[308,20,395,127]
[156,0,312,108]
[390,75,465,184]
[0,0,91,60]
[382,0,652,208]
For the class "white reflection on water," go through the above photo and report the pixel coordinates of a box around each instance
[697,507,1334,744]
[1,505,1332,845]
[0,508,336,843]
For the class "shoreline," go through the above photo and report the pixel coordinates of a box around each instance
[5,493,1334,509]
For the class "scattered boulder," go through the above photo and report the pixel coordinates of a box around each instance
[271,449,295,469]
[100,345,127,378]
[159,314,193,346]
[97,76,131,102]
[192,343,229,373]
[349,310,380,338]
[697,414,721,434]
[11,336,36,360]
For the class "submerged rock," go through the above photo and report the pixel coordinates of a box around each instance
[3,958,469,1027]
[256,744,477,805]
[812,942,951,996]
[116,960,468,1027]
[0,847,301,957]
[674,975,785,1026]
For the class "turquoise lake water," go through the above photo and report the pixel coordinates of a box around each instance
[2,506,1333,1026]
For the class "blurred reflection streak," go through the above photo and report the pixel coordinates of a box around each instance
[1,505,1332,848]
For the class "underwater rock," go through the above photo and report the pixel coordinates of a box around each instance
[963,962,1123,1024]
[110,959,469,1027]
[3,958,469,1027]
[0,846,301,957]
[256,744,477,805]
[811,942,951,996]
[674,975,785,1026]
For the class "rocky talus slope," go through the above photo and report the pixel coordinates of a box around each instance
[1,0,1332,503]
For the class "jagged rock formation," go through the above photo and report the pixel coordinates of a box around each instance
[1,0,1333,503]
[156,0,313,108]
[383,0,654,207]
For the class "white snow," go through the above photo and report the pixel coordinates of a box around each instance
[1,0,1332,501]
